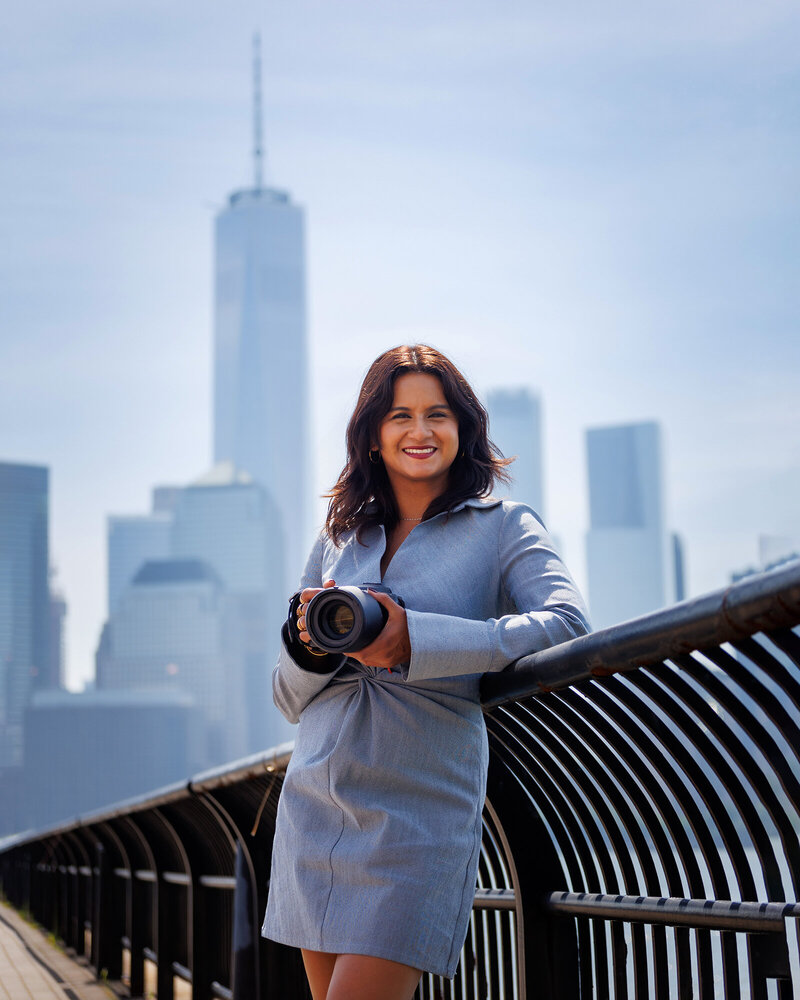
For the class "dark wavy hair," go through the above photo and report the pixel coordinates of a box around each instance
[325,344,512,544]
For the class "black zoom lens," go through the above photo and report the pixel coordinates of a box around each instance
[305,586,389,654]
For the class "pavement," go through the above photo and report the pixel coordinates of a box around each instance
[0,902,114,1000]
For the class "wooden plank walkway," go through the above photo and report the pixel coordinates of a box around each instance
[0,902,113,1000]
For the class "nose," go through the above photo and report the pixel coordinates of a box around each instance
[407,416,433,439]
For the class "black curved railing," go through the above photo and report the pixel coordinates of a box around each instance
[1,560,799,999]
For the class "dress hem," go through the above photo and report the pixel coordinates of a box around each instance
[261,925,458,980]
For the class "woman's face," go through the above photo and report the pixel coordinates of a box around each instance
[377,372,460,499]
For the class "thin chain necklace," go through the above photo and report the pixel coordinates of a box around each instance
[399,515,423,521]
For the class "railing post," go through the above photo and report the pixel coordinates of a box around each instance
[231,843,258,1000]
[92,841,123,981]
[58,862,69,944]
[129,874,147,998]
[157,876,176,1000]
[191,880,211,1000]
[91,843,104,972]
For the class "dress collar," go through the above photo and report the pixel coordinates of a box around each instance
[446,496,502,514]
[364,495,501,516]
[423,496,502,521]
[361,495,501,528]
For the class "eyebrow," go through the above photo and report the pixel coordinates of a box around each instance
[387,403,452,413]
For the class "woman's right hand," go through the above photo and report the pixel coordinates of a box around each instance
[296,579,335,648]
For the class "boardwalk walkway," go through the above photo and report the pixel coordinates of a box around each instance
[0,902,112,1000]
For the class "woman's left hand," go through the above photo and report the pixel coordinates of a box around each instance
[348,589,411,671]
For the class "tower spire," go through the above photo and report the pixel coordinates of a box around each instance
[252,32,264,191]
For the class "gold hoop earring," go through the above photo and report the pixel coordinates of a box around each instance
[369,449,381,464]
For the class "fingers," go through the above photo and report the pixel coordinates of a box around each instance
[366,589,404,624]
[299,579,335,604]
[351,591,411,669]
[367,589,397,610]
[296,580,336,646]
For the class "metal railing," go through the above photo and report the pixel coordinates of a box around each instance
[1,560,799,999]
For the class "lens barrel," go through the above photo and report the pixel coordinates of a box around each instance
[305,586,388,653]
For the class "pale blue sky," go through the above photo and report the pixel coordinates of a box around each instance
[2,1,798,688]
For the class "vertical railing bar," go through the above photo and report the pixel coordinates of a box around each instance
[576,916,593,1000]
[650,923,671,998]
[695,926,715,999]
[674,925,693,998]
[630,921,648,998]
[719,929,741,998]
[611,920,628,998]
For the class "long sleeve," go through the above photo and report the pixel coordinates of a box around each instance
[404,504,590,682]
[272,535,345,724]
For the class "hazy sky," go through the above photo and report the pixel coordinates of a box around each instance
[2,1,798,689]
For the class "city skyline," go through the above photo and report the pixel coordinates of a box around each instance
[2,2,798,689]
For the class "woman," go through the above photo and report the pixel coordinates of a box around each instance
[262,345,590,1000]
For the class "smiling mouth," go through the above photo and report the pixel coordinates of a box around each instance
[403,447,436,457]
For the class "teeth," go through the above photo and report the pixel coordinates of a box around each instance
[404,448,435,454]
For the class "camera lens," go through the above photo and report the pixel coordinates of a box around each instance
[324,604,355,636]
[305,586,388,654]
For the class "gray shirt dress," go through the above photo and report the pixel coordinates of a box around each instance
[261,497,590,978]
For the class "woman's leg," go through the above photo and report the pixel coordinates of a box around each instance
[326,953,422,1000]
[301,949,337,1000]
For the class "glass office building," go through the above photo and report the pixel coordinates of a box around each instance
[213,186,309,588]
[0,462,49,768]
[585,422,674,629]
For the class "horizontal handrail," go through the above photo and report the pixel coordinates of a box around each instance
[546,891,800,933]
[481,559,800,708]
[473,888,516,910]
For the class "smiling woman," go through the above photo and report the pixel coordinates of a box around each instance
[261,344,591,1000]
[375,372,460,507]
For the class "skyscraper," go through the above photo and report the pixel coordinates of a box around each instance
[585,422,674,628]
[213,37,310,587]
[99,558,246,764]
[171,462,288,751]
[0,462,49,767]
[107,512,172,613]
[171,462,282,596]
[486,388,545,518]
